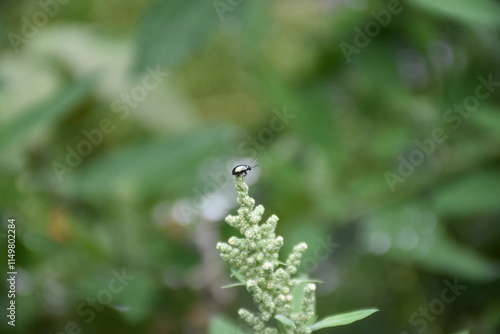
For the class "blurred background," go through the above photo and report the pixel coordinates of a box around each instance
[1,0,500,333]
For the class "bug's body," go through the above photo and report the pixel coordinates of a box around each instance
[232,164,259,176]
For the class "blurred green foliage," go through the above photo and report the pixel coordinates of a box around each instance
[0,0,499,333]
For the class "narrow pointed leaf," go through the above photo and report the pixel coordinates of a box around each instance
[275,315,296,329]
[296,279,323,284]
[230,269,246,284]
[309,308,378,331]
[412,0,500,26]
[221,282,246,289]
[68,127,225,198]
[0,75,96,150]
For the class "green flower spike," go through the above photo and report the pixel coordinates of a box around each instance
[217,175,315,333]
[217,174,378,334]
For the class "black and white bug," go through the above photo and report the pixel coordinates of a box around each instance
[232,164,259,176]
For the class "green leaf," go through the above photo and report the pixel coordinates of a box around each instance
[309,309,378,331]
[451,330,469,334]
[296,279,323,284]
[67,127,225,199]
[115,272,156,323]
[290,280,308,315]
[412,0,500,26]
[230,269,246,284]
[209,315,241,334]
[362,204,499,281]
[256,73,336,152]
[470,105,500,140]
[135,0,219,71]
[221,282,246,289]
[0,75,96,150]
[420,232,498,281]
[433,171,500,216]
[275,314,296,329]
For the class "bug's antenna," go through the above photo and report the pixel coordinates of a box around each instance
[251,159,259,169]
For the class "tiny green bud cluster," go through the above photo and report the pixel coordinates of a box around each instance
[217,175,316,333]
